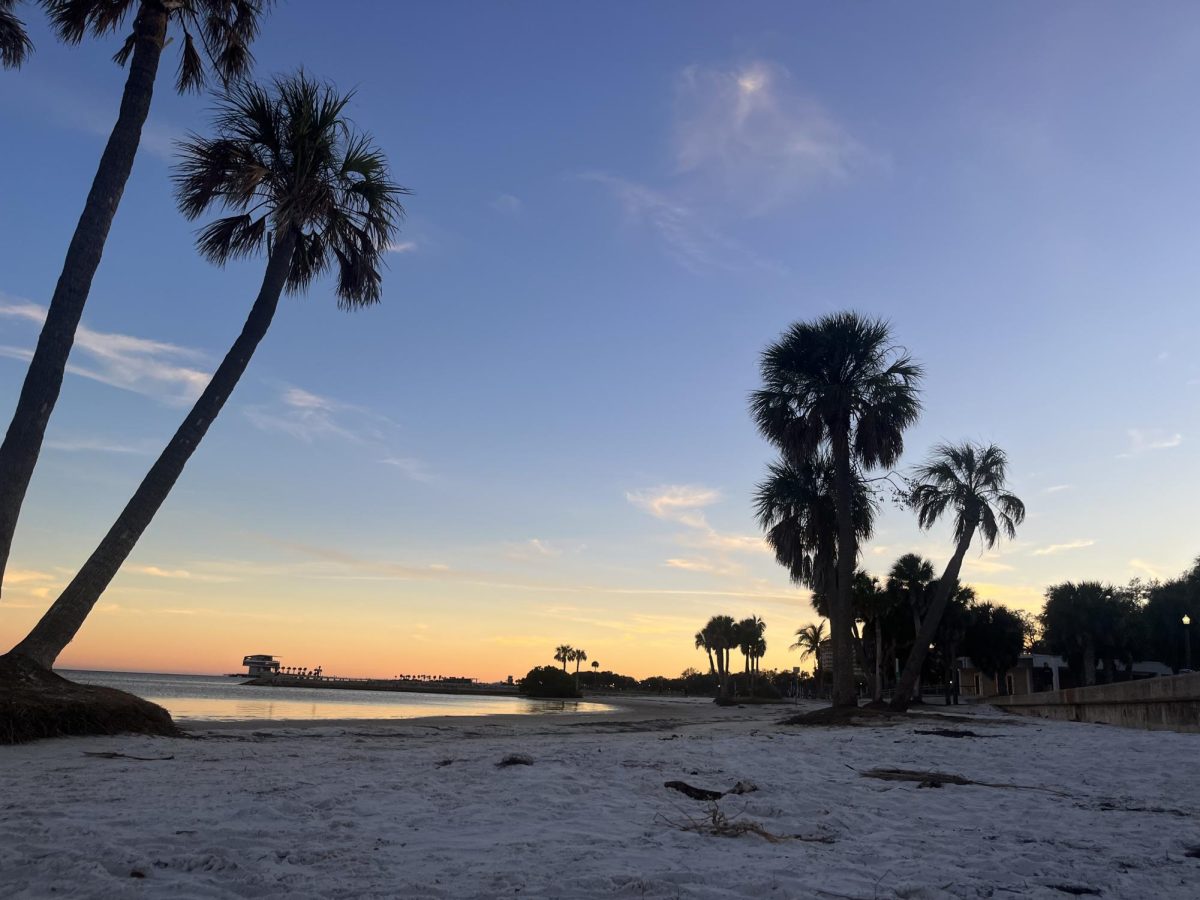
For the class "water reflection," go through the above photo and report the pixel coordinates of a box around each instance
[64,670,612,722]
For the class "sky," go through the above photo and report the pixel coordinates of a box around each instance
[1,1,1198,680]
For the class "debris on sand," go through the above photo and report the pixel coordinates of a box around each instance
[495,753,534,767]
[664,779,759,801]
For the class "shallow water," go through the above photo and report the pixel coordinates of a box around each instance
[61,670,612,722]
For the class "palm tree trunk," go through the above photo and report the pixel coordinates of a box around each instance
[910,605,924,699]
[890,516,977,711]
[1083,638,1096,687]
[705,647,715,676]
[830,426,858,708]
[873,619,883,702]
[9,233,297,668]
[0,4,169,595]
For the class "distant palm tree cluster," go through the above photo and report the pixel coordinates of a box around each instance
[553,645,592,688]
[0,3,407,677]
[693,615,766,699]
[751,313,1025,710]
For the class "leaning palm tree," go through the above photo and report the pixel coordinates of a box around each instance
[890,443,1025,711]
[752,313,922,707]
[0,0,33,67]
[554,644,574,671]
[694,630,715,676]
[790,621,827,692]
[9,73,406,668]
[0,0,271,596]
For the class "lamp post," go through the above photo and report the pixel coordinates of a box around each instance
[1183,614,1193,671]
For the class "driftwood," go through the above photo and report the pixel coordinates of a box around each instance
[495,753,534,767]
[83,751,175,761]
[860,767,1071,796]
[664,779,759,801]
[658,804,834,844]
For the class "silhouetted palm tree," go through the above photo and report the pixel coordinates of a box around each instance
[735,615,765,695]
[570,648,587,687]
[0,0,32,67]
[752,313,921,707]
[0,0,271,595]
[554,644,574,671]
[887,553,935,699]
[694,630,716,676]
[590,659,599,688]
[790,621,827,692]
[702,615,738,699]
[10,74,405,668]
[851,571,890,702]
[891,442,1025,710]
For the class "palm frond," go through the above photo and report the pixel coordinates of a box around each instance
[1,0,34,68]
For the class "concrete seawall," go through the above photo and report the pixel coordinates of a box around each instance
[993,672,1200,733]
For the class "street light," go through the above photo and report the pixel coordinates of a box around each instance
[1184,614,1193,672]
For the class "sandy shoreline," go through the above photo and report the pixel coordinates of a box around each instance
[4,697,1199,898]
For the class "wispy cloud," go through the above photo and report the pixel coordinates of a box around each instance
[379,456,434,482]
[1044,484,1072,494]
[0,296,211,404]
[491,193,522,215]
[1130,558,1163,580]
[672,60,877,213]
[1119,428,1183,457]
[626,484,720,528]
[387,240,418,254]
[245,386,382,444]
[504,538,563,562]
[627,483,766,576]
[44,436,151,455]
[1032,539,1095,556]
[583,173,779,274]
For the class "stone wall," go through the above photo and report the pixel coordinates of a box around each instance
[993,672,1200,733]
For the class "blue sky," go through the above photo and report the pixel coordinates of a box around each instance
[1,1,1198,677]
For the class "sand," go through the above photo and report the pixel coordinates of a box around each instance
[2,697,1198,898]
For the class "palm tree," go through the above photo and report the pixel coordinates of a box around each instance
[887,553,935,699]
[571,648,587,688]
[851,571,889,702]
[735,615,765,695]
[9,74,405,668]
[702,615,738,699]
[890,443,1025,710]
[1,0,32,68]
[554,644,574,671]
[590,659,599,688]
[0,0,270,596]
[752,313,922,707]
[790,621,827,693]
[694,630,715,675]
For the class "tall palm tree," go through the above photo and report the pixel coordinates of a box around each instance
[703,615,737,699]
[735,615,765,695]
[694,630,715,676]
[890,442,1025,710]
[790,621,827,692]
[571,648,587,688]
[554,644,574,671]
[0,0,32,67]
[590,659,599,688]
[887,553,935,699]
[752,313,921,707]
[9,73,405,668]
[0,0,271,596]
[850,571,889,702]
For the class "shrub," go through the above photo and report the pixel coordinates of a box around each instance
[519,665,581,699]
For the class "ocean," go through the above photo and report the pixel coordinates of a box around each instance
[62,670,611,723]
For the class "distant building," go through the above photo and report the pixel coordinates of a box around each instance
[242,654,280,676]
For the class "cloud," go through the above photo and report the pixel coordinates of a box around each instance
[672,60,876,213]
[504,538,563,561]
[1032,539,1095,556]
[379,456,434,482]
[0,296,211,404]
[244,386,379,443]
[387,241,418,254]
[1043,484,1072,494]
[1130,558,1164,580]
[491,194,522,215]
[583,173,778,274]
[44,436,151,455]
[626,484,721,528]
[1119,428,1183,457]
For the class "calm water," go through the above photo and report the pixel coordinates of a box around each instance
[62,670,613,723]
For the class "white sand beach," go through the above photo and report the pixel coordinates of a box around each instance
[2,698,1198,899]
